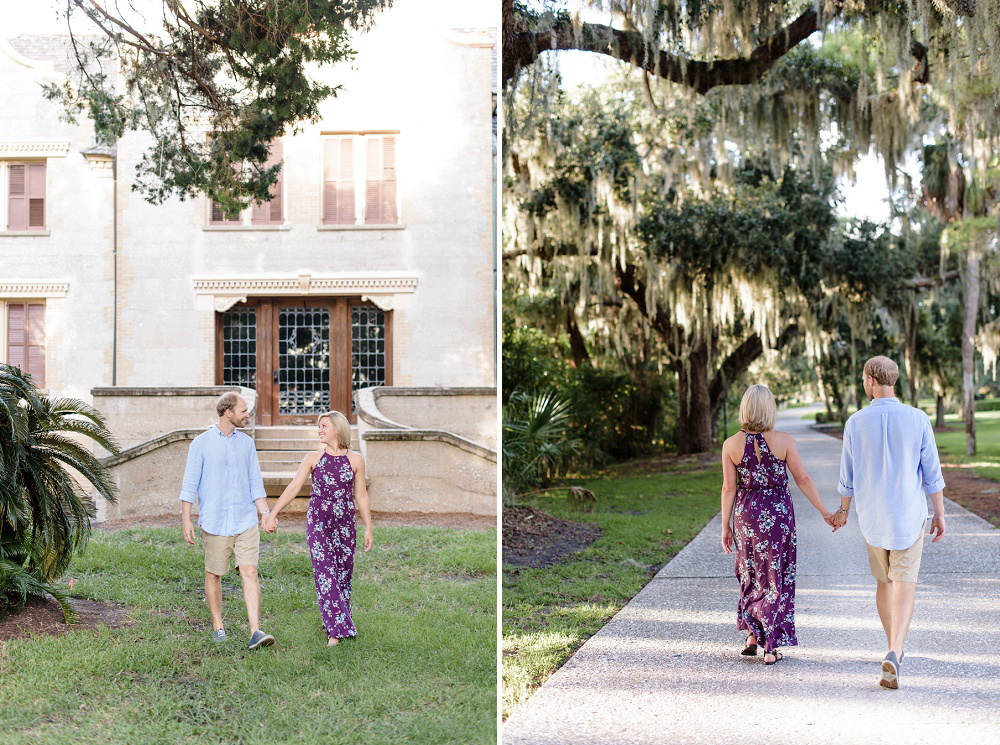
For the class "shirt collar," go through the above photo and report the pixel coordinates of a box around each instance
[213,424,237,438]
[869,397,899,405]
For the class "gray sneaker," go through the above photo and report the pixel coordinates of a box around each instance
[880,650,900,689]
[248,629,275,650]
[212,628,227,643]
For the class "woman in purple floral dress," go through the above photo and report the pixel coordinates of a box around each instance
[720,385,835,664]
[264,410,373,645]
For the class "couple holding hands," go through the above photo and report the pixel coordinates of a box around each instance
[180,392,373,649]
[721,356,946,688]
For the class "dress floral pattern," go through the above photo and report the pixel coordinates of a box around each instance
[733,431,797,653]
[306,452,358,639]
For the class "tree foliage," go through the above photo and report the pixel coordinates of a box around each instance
[46,0,392,213]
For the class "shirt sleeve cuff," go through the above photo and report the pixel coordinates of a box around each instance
[924,477,946,494]
[838,483,854,497]
[179,492,196,503]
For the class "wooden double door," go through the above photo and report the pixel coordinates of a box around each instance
[216,297,390,425]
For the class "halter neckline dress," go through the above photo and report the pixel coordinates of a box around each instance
[306,451,359,639]
[732,430,798,653]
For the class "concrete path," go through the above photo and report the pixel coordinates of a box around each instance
[504,405,1000,744]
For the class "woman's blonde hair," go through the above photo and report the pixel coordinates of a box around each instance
[317,410,351,449]
[739,384,776,433]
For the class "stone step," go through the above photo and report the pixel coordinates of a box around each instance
[262,472,311,499]
[254,438,320,450]
[255,426,317,440]
[257,449,315,463]
[254,425,361,450]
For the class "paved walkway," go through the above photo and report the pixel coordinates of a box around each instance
[504,405,1000,744]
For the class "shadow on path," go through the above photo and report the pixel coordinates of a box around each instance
[504,404,1000,744]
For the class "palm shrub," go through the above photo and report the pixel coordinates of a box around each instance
[501,389,579,507]
[0,364,120,622]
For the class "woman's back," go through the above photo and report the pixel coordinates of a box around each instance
[732,430,789,492]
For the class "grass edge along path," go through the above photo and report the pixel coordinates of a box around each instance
[501,459,721,718]
[0,524,497,745]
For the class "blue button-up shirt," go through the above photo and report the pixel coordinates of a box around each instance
[838,397,946,550]
[179,425,266,536]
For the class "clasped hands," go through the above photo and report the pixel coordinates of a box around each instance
[261,512,278,533]
[827,508,848,531]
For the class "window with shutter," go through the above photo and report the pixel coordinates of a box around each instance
[6,301,45,387]
[7,162,46,231]
[364,137,398,225]
[251,141,284,225]
[323,138,356,225]
[210,200,242,225]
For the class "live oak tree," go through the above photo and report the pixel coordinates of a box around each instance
[45,0,392,213]
[504,79,897,453]
[504,0,1000,452]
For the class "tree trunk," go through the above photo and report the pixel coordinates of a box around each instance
[962,245,980,456]
[935,393,946,429]
[904,303,919,407]
[565,313,590,368]
[676,336,713,454]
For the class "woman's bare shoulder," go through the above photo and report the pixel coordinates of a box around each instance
[722,432,746,457]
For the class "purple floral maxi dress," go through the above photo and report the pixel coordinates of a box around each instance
[306,452,358,639]
[733,431,797,653]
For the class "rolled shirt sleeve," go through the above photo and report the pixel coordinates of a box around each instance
[246,436,267,502]
[919,417,947,494]
[838,418,855,498]
[179,436,203,504]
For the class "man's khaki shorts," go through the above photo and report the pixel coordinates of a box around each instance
[864,521,926,583]
[201,524,260,576]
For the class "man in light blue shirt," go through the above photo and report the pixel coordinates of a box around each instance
[180,392,275,650]
[835,356,946,690]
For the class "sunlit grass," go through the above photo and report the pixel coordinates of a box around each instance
[502,466,721,718]
[0,526,496,744]
[933,410,1000,482]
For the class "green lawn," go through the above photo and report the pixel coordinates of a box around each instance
[932,410,1000,482]
[502,463,721,717]
[0,526,496,745]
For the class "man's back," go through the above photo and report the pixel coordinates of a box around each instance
[838,398,945,549]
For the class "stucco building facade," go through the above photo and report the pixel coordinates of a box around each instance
[0,0,497,516]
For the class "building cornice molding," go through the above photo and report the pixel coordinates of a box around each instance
[0,282,69,298]
[0,141,71,158]
[193,274,418,311]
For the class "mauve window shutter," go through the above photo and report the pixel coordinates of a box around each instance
[26,303,45,387]
[382,137,397,224]
[251,141,283,225]
[8,165,27,231]
[365,138,381,224]
[338,138,355,224]
[27,163,45,229]
[7,302,25,370]
[323,139,338,224]
[270,141,284,222]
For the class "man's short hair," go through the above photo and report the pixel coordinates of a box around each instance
[216,392,241,417]
[864,356,900,387]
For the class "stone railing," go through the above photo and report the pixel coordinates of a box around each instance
[355,386,497,516]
